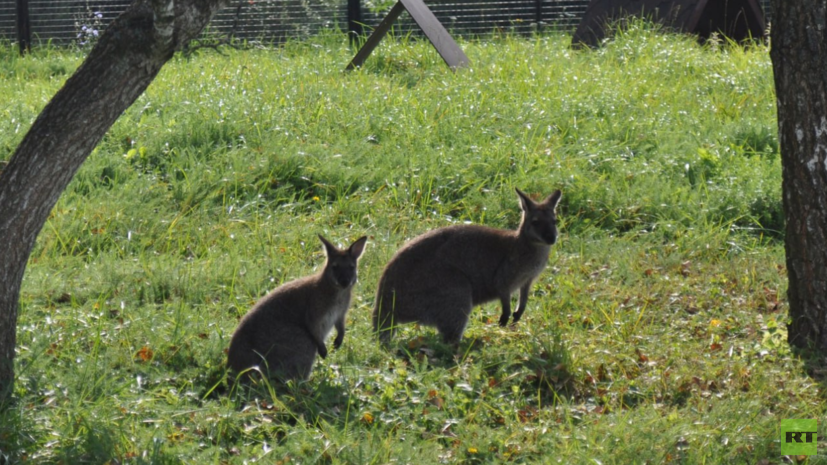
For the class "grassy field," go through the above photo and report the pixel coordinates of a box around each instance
[1,24,825,464]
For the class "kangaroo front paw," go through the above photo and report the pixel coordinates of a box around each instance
[318,346,328,359]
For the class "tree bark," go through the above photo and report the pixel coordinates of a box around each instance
[770,0,827,354]
[0,0,230,401]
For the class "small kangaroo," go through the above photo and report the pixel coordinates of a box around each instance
[373,188,561,346]
[227,235,367,381]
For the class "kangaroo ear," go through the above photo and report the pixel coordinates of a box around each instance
[349,236,368,259]
[515,188,535,212]
[318,234,338,257]
[545,189,562,210]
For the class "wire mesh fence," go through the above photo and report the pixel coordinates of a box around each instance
[0,0,772,47]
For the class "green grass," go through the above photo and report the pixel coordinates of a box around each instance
[1,24,825,464]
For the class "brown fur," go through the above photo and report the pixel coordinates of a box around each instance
[227,235,367,381]
[373,189,561,345]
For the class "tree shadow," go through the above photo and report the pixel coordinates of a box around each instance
[0,398,179,465]
[0,397,24,465]
[794,346,827,395]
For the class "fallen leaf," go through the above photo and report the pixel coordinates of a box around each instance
[636,348,649,363]
[135,346,154,362]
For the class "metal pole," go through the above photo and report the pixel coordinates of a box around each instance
[347,0,365,45]
[535,0,542,31]
[16,0,31,55]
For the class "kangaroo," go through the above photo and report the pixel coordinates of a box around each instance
[373,188,561,346]
[227,235,367,381]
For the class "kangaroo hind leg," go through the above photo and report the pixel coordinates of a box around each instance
[434,282,474,345]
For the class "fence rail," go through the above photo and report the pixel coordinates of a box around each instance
[0,0,771,47]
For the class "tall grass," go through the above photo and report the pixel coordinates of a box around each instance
[0,24,823,464]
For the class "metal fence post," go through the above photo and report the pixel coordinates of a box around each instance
[348,0,364,45]
[535,0,542,31]
[16,0,31,55]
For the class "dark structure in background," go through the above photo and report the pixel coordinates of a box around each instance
[571,0,766,47]
[347,0,364,44]
[1,0,771,50]
[346,0,469,70]
[14,0,29,55]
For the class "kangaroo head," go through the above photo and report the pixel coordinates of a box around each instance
[319,235,368,289]
[516,188,562,245]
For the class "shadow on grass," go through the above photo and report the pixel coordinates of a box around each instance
[0,398,179,465]
[391,330,587,402]
[391,332,466,368]
[0,398,23,465]
[517,333,582,400]
[221,365,353,431]
[795,346,827,399]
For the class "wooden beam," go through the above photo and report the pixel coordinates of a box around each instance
[398,0,469,69]
[346,0,469,71]
[346,1,406,70]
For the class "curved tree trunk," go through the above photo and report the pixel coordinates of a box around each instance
[0,0,230,401]
[770,0,827,354]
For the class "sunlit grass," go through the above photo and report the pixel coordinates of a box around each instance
[1,24,824,464]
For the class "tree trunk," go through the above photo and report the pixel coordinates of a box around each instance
[0,0,230,401]
[770,0,827,354]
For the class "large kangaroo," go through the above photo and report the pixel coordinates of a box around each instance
[227,235,367,381]
[373,188,561,346]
